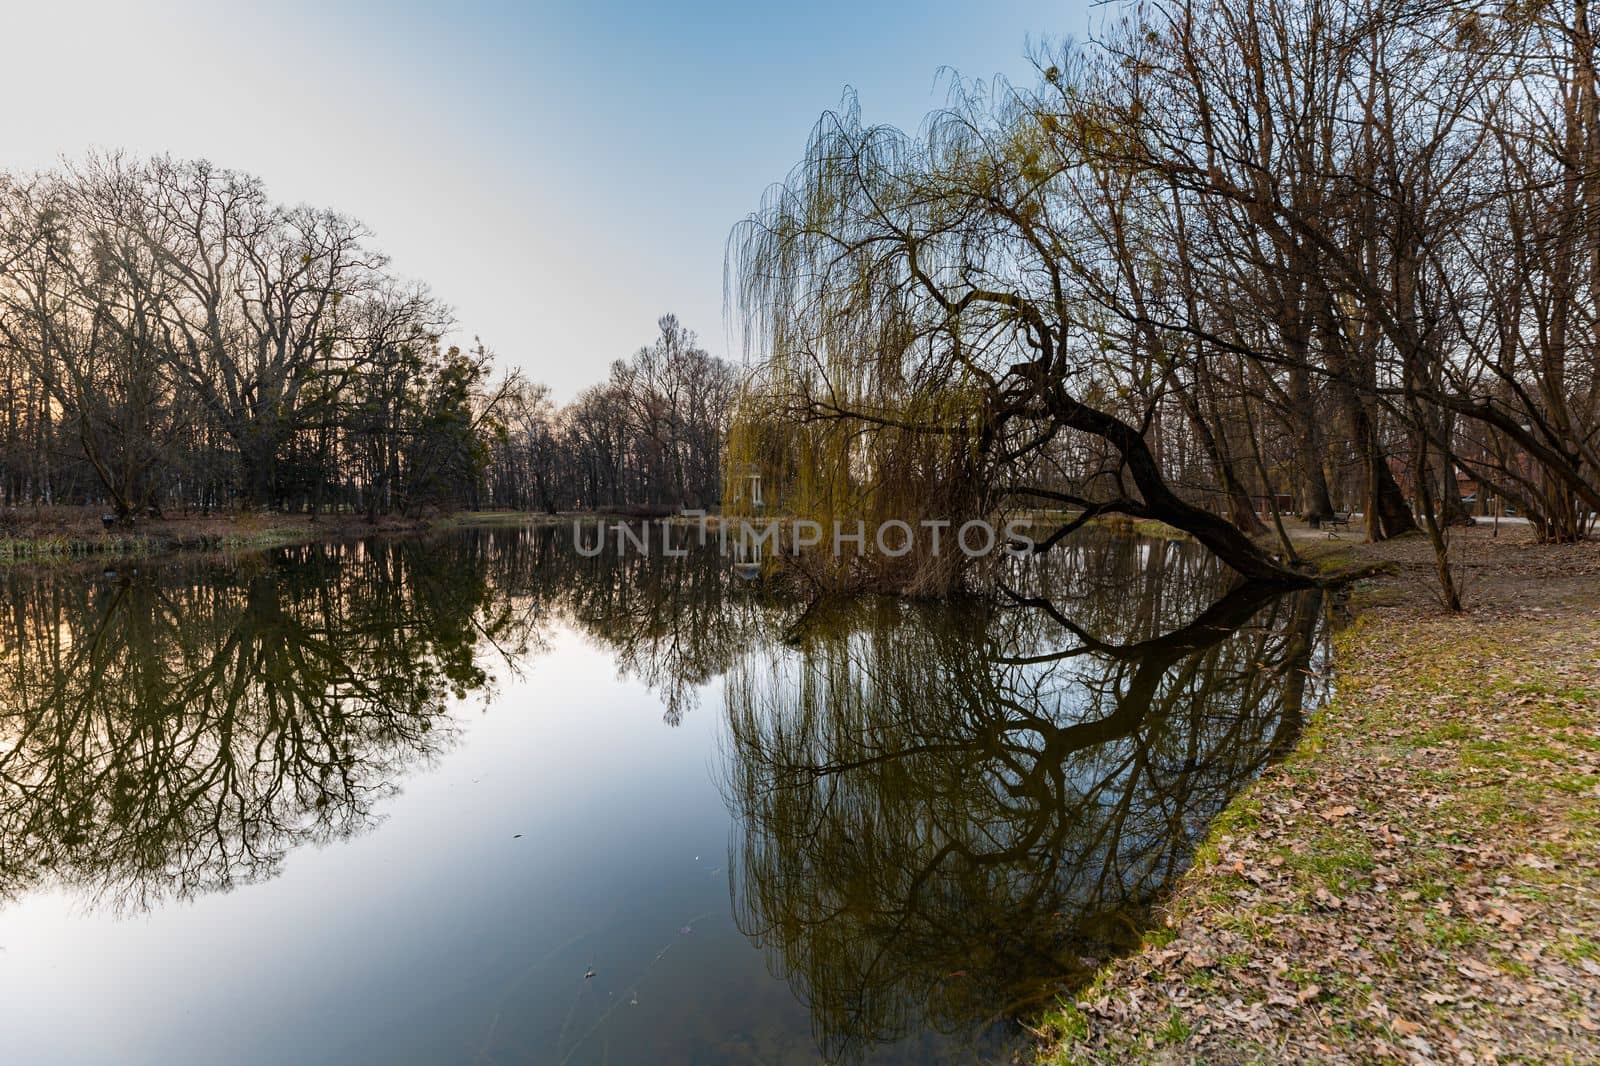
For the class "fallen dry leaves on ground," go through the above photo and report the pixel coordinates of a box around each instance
[1041,528,1600,1064]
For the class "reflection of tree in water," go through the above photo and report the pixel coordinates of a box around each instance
[482,522,797,724]
[0,538,530,911]
[0,524,779,912]
[721,535,1327,1062]
[0,521,774,915]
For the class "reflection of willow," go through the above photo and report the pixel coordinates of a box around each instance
[723,562,1326,1061]
[996,528,1239,645]
[484,522,801,724]
[487,525,1216,726]
[0,539,527,911]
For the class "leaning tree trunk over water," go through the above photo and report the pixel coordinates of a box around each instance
[728,83,1321,592]
[1042,392,1307,584]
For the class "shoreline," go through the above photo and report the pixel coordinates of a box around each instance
[2,506,1383,591]
[0,506,1174,564]
[0,508,573,566]
[1038,526,1600,1063]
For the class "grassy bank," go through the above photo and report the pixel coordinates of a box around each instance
[0,507,689,564]
[1038,527,1600,1062]
[0,507,441,565]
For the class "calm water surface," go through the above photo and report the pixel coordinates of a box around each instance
[0,526,1326,1064]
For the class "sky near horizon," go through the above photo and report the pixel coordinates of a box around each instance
[6,0,1091,399]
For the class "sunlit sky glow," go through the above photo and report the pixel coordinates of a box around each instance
[7,0,1090,398]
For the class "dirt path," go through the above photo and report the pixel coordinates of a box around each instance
[1040,527,1600,1064]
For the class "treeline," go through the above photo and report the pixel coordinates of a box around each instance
[729,0,1600,600]
[485,315,737,512]
[0,156,510,519]
[0,155,735,520]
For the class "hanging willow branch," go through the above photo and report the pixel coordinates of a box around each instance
[725,76,1309,591]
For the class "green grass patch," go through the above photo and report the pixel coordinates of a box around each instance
[1155,1009,1192,1044]
[0,533,158,564]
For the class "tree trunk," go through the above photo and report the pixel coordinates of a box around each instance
[1289,365,1336,525]
[1049,393,1310,584]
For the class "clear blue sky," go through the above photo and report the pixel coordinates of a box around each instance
[8,0,1092,398]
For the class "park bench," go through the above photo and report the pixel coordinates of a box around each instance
[1323,511,1354,538]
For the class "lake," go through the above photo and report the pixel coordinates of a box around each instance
[0,524,1327,1064]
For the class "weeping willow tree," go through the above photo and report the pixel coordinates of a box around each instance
[722,349,991,596]
[727,75,1308,591]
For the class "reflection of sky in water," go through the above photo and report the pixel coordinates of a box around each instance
[0,528,1326,1064]
[0,625,816,1065]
